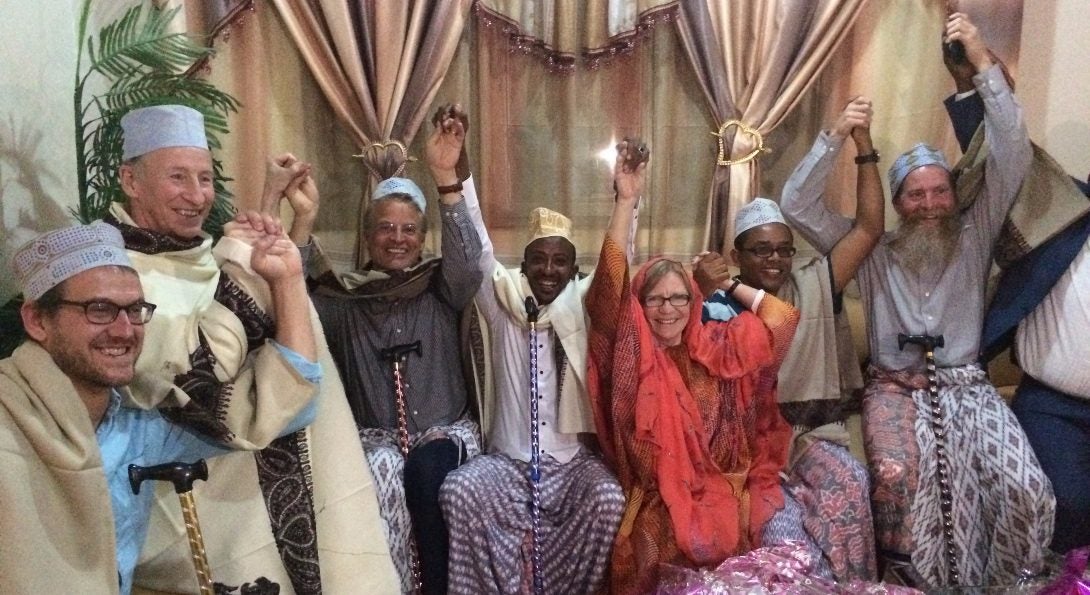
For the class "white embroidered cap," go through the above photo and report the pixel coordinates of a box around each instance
[12,222,132,300]
[121,104,209,161]
[374,177,427,214]
[734,197,787,240]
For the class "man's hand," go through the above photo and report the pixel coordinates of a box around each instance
[285,173,320,223]
[945,12,992,73]
[614,137,649,202]
[426,103,469,184]
[231,211,304,283]
[260,153,311,215]
[692,252,732,298]
[829,96,872,142]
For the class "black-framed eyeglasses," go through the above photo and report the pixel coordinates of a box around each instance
[56,300,157,325]
[643,294,691,308]
[741,245,797,259]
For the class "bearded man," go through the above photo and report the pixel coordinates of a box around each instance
[781,12,1054,591]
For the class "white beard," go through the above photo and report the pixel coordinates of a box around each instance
[889,215,961,274]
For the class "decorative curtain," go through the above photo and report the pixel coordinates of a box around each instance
[271,0,472,266]
[476,0,678,69]
[675,0,868,251]
[465,12,714,266]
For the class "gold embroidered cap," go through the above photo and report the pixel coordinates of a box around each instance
[526,207,573,245]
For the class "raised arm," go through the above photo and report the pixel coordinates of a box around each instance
[426,104,485,309]
[225,211,317,361]
[948,12,1031,240]
[780,129,854,255]
[826,97,884,294]
[605,139,647,250]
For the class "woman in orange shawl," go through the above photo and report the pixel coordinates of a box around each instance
[587,145,799,594]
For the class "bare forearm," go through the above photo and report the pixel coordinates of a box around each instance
[270,278,317,361]
[288,213,315,246]
[606,196,639,248]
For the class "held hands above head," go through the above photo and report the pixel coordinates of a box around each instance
[225,211,305,285]
[945,12,993,73]
[614,137,649,203]
[259,152,319,245]
[692,251,732,298]
[261,153,311,215]
[427,103,470,188]
[828,96,872,143]
[692,251,763,310]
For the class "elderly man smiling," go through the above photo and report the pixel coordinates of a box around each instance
[103,104,398,594]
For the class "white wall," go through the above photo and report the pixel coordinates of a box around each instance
[1020,0,1090,181]
[0,0,82,300]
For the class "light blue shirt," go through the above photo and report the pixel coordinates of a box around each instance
[100,343,319,594]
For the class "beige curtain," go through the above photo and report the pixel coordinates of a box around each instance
[477,0,677,69]
[675,0,867,251]
[464,14,713,266]
[270,0,471,265]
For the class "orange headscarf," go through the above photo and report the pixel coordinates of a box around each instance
[629,258,777,564]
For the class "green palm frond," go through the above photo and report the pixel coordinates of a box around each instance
[86,3,207,81]
[74,0,241,238]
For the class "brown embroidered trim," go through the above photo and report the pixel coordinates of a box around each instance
[213,575,280,594]
[255,430,321,594]
[215,277,274,354]
[104,213,204,254]
[161,329,236,444]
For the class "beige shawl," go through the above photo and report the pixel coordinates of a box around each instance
[0,343,119,594]
[776,257,863,465]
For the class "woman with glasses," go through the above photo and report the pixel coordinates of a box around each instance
[586,146,800,594]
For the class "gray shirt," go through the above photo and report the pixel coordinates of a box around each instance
[782,65,1030,371]
[312,199,483,432]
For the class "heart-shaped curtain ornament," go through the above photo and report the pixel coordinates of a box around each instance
[711,120,770,166]
[354,140,416,182]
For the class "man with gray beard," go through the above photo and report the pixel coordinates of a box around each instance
[781,12,1054,592]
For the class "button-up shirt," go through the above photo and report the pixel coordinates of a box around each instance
[782,65,1030,371]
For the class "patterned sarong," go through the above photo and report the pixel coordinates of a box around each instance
[863,364,1055,588]
[439,450,625,594]
[770,441,876,581]
[360,418,481,592]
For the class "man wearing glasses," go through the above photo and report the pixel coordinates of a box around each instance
[0,222,318,594]
[696,97,884,583]
[273,115,485,593]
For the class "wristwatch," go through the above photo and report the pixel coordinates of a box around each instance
[854,151,880,164]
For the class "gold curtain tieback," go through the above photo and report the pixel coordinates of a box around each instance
[711,120,770,166]
[353,140,415,178]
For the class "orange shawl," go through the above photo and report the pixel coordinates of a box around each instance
[587,238,796,593]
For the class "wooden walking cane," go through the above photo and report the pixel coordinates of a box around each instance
[380,340,424,594]
[129,460,213,595]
